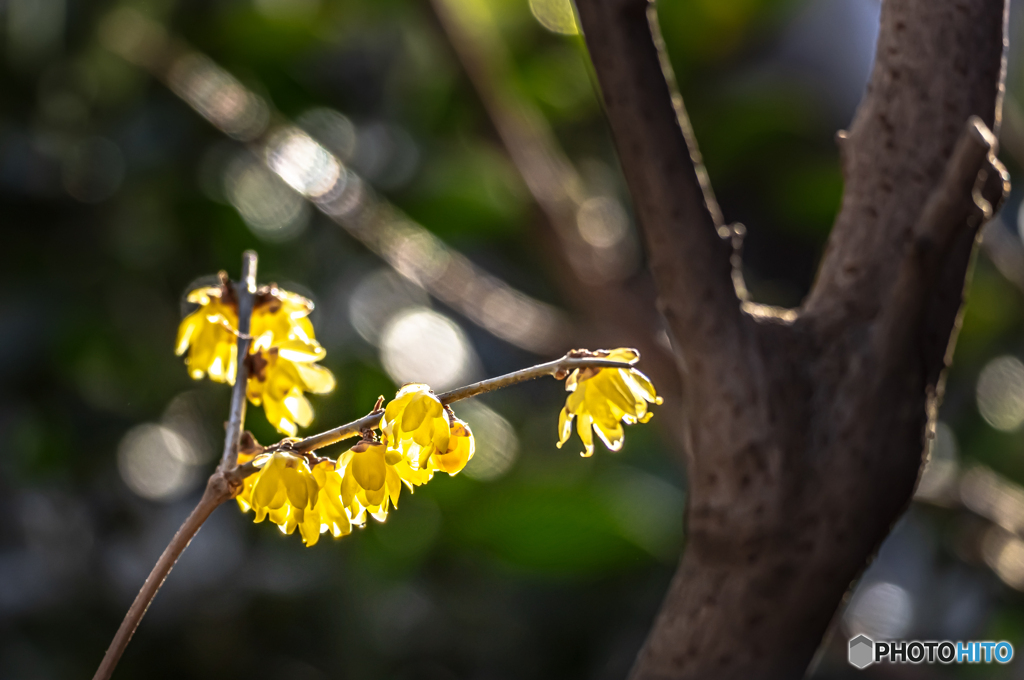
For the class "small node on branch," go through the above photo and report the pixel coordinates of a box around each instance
[912,117,1001,259]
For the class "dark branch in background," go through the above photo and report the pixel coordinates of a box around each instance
[98,8,570,355]
[93,253,258,680]
[425,0,685,449]
[575,0,1009,678]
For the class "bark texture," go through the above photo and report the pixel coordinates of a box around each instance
[574,0,1010,678]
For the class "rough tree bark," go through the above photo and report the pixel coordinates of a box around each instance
[574,0,1010,678]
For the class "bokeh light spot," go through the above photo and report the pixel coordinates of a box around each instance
[577,196,628,248]
[844,581,913,639]
[225,153,309,242]
[977,355,1024,431]
[265,127,342,198]
[455,401,518,481]
[380,307,475,391]
[117,423,200,501]
[348,269,430,345]
[529,0,579,35]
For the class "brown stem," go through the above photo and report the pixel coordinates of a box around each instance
[94,252,259,680]
[220,250,258,470]
[288,353,636,454]
[91,474,233,680]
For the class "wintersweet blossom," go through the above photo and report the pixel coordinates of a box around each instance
[380,384,451,470]
[429,418,475,475]
[338,439,408,523]
[309,461,354,543]
[236,451,353,547]
[246,339,336,437]
[556,348,662,457]
[250,286,325,363]
[175,286,239,383]
[235,451,324,545]
[176,279,335,436]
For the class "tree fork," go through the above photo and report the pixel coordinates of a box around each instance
[574,0,1009,678]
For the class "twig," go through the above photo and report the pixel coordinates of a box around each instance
[221,250,258,470]
[285,353,636,454]
[91,475,232,680]
[93,252,258,680]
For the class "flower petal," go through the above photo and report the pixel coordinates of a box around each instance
[295,362,336,394]
[351,443,387,491]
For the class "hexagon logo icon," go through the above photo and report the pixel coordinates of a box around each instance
[849,634,875,669]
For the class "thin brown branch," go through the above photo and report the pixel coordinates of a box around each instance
[911,119,1003,262]
[94,252,259,680]
[220,250,258,470]
[92,473,233,680]
[280,353,636,455]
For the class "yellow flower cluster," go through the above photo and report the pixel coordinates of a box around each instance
[557,348,662,457]
[235,385,475,546]
[175,279,335,436]
[235,450,352,547]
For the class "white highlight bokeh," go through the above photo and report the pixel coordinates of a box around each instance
[977,355,1024,431]
[380,307,476,391]
[455,401,518,481]
[117,423,200,501]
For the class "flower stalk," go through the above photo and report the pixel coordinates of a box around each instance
[91,475,234,680]
[93,252,259,680]
[221,250,257,469]
[286,353,635,455]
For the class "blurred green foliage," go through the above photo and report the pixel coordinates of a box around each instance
[5,0,1024,678]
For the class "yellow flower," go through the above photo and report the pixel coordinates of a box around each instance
[338,439,406,523]
[429,418,475,475]
[380,384,451,471]
[310,461,354,543]
[235,451,324,546]
[337,436,436,523]
[246,343,336,437]
[556,348,662,457]
[245,287,333,436]
[250,286,325,363]
[175,286,239,383]
[236,451,352,547]
[176,280,335,436]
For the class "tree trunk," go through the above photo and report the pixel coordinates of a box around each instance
[574,0,1011,678]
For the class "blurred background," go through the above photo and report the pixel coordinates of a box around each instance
[4,0,1024,677]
